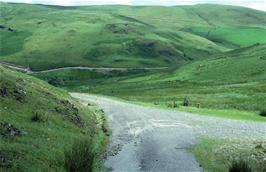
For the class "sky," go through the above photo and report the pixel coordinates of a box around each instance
[1,0,266,11]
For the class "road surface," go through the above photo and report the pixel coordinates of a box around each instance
[0,62,167,74]
[71,93,265,172]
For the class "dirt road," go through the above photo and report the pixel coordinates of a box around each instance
[0,62,167,74]
[71,93,265,172]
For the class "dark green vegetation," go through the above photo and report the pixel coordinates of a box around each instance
[229,159,251,172]
[64,138,94,172]
[1,3,266,70]
[193,137,266,172]
[0,65,107,171]
[260,110,266,117]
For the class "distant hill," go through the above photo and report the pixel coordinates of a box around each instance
[63,44,265,111]
[0,3,265,70]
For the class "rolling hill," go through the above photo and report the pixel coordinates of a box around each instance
[1,3,266,171]
[0,3,265,70]
[35,44,266,113]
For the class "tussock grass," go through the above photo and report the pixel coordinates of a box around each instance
[31,110,48,122]
[229,159,251,172]
[64,138,95,172]
[259,110,266,117]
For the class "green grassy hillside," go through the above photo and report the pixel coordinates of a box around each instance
[39,44,266,118]
[99,44,266,111]
[0,3,265,70]
[0,65,107,171]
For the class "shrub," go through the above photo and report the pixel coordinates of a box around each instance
[173,100,178,108]
[64,138,95,172]
[229,159,251,172]
[183,97,189,106]
[259,110,266,117]
[48,77,64,87]
[31,110,48,122]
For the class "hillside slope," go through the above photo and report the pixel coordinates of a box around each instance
[0,3,265,70]
[54,44,266,112]
[0,65,107,171]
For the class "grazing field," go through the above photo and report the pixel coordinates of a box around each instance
[1,2,266,172]
[1,3,266,70]
[0,65,108,171]
[33,44,266,119]
[187,26,266,48]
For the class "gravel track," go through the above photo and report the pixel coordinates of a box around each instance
[71,93,266,172]
[0,62,167,74]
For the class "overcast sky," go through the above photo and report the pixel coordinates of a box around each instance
[1,0,266,11]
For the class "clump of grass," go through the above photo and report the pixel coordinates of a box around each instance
[64,138,95,172]
[31,110,48,122]
[229,159,251,172]
[183,97,189,107]
[259,110,266,117]
[48,77,65,87]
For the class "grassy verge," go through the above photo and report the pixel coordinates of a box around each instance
[178,107,266,122]
[135,102,266,122]
[0,65,108,171]
[82,94,266,122]
[193,137,266,172]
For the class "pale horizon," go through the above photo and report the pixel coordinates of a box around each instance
[1,0,266,11]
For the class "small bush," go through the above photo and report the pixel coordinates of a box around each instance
[64,138,95,172]
[173,100,178,108]
[31,110,48,122]
[48,77,64,87]
[259,110,266,117]
[229,159,251,172]
[183,97,189,106]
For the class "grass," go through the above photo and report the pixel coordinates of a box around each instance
[193,137,266,172]
[229,159,252,172]
[1,3,265,112]
[1,3,266,70]
[29,44,266,122]
[123,98,266,122]
[259,110,266,117]
[30,44,266,122]
[1,3,266,172]
[65,93,266,122]
[0,65,108,171]
[64,138,94,172]
[126,97,266,122]
[178,107,266,122]
[187,26,266,48]
[87,44,266,112]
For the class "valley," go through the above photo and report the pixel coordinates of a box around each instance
[0,2,266,172]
